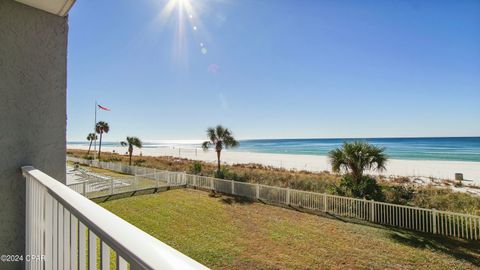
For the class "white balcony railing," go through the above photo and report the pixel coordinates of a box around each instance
[23,166,209,270]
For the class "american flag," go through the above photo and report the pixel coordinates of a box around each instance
[97,104,111,111]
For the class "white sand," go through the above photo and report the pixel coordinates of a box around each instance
[68,145,480,185]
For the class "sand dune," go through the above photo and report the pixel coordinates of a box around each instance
[68,145,480,185]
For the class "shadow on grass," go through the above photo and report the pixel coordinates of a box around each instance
[286,204,480,266]
[92,186,173,203]
[220,196,255,205]
[388,228,480,267]
[289,205,369,224]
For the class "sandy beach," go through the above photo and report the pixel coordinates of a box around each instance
[68,144,480,185]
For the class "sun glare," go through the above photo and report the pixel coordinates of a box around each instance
[157,0,208,62]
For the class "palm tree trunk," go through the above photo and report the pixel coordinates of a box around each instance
[216,150,221,172]
[352,170,362,184]
[98,133,103,159]
[87,140,92,155]
[129,150,133,165]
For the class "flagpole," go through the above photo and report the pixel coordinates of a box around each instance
[94,101,97,157]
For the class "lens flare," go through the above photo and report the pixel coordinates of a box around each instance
[156,0,210,63]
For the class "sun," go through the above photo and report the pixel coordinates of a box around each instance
[159,0,197,27]
[156,0,206,61]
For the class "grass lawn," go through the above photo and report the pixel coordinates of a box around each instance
[99,189,480,269]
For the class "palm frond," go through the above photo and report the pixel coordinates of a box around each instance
[329,141,388,178]
[207,128,217,143]
[215,125,225,139]
[202,141,211,151]
[95,121,110,133]
[122,137,142,148]
[223,133,239,148]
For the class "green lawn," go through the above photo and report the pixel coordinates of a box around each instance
[99,189,480,269]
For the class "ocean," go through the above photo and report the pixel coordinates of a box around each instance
[68,137,480,162]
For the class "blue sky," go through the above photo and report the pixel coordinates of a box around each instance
[67,0,480,141]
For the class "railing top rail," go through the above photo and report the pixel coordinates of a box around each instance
[22,166,208,270]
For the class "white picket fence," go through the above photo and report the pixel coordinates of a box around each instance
[67,156,480,241]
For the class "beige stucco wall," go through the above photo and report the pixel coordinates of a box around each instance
[0,0,68,268]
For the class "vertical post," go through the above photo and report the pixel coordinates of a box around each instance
[193,175,197,188]
[44,194,53,270]
[256,184,260,200]
[370,201,375,222]
[82,182,86,196]
[286,188,290,205]
[432,209,437,234]
[79,223,87,270]
[70,216,78,270]
[88,231,97,270]
[324,194,327,212]
[93,101,97,154]
[231,180,235,195]
[101,241,110,270]
[110,179,114,195]
[210,178,214,190]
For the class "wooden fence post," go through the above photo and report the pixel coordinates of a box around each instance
[231,180,235,195]
[432,209,437,234]
[210,178,214,190]
[256,184,260,200]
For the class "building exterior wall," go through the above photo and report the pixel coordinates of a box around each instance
[0,0,68,268]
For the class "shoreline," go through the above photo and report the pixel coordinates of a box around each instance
[67,145,480,184]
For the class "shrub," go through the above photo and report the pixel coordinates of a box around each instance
[214,166,247,182]
[331,175,384,201]
[410,186,480,215]
[383,185,415,205]
[107,156,122,162]
[133,159,146,166]
[190,161,203,175]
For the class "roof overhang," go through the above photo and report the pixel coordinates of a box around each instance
[15,0,76,16]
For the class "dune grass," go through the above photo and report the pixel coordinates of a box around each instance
[99,189,480,269]
[68,149,480,215]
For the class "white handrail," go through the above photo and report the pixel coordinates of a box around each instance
[23,166,209,270]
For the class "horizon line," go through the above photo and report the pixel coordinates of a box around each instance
[67,135,480,143]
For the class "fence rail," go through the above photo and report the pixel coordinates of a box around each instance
[67,156,480,241]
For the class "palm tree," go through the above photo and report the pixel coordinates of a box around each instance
[86,133,97,155]
[202,125,239,172]
[328,141,387,183]
[121,137,143,165]
[95,121,110,159]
